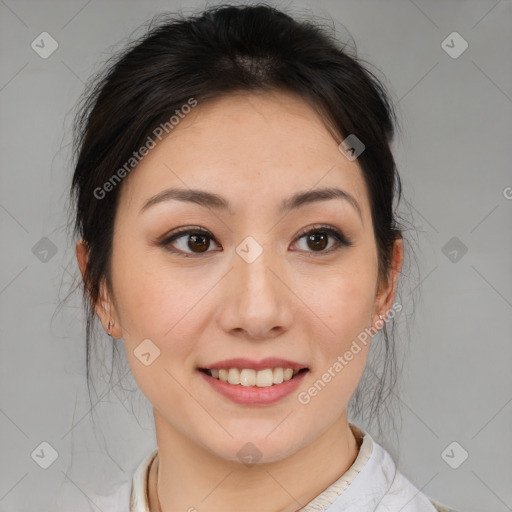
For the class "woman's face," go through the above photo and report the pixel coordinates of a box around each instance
[84,90,400,463]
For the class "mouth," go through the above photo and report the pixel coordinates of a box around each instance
[197,363,310,405]
[198,367,309,387]
[196,357,310,405]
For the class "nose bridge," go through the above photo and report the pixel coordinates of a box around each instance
[235,235,279,300]
[219,233,293,337]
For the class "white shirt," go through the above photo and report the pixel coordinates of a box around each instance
[128,423,458,512]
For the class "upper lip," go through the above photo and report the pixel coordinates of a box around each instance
[200,357,308,371]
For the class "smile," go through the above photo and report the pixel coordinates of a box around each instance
[197,366,309,406]
[200,367,308,387]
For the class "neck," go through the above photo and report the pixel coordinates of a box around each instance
[148,410,360,512]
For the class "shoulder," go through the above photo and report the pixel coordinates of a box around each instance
[378,466,460,512]
[370,441,460,512]
[130,449,157,512]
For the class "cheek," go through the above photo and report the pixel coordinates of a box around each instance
[332,277,376,339]
[110,246,213,357]
[109,254,200,404]
[318,278,374,378]
[305,249,377,396]
[314,261,378,343]
[301,271,375,419]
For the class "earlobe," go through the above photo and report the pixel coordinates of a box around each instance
[97,279,116,335]
[76,238,121,338]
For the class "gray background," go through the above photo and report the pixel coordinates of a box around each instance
[1,0,511,511]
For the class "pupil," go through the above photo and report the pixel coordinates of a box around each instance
[189,234,209,252]
[308,233,327,251]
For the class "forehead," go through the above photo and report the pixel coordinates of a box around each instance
[118,91,370,219]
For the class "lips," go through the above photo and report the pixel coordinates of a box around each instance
[197,357,309,405]
[198,365,309,405]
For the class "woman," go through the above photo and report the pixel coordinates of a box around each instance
[71,4,458,511]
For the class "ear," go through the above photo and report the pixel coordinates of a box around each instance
[75,239,122,338]
[75,238,89,282]
[373,237,403,324]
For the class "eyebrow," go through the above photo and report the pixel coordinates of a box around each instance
[140,186,363,221]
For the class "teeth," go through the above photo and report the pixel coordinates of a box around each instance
[228,368,240,385]
[256,369,273,387]
[240,369,256,386]
[206,367,302,387]
[272,367,284,384]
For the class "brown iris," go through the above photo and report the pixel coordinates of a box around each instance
[306,232,328,251]
[188,233,210,253]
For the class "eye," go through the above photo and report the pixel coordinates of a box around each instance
[292,224,353,255]
[159,227,220,257]
[158,224,353,258]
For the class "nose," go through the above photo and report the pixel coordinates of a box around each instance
[216,244,294,341]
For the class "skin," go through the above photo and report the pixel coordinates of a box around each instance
[76,90,403,512]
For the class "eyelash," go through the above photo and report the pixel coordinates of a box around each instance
[158,224,353,258]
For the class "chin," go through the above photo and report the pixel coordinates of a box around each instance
[204,432,303,466]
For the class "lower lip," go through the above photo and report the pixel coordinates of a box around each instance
[198,370,309,405]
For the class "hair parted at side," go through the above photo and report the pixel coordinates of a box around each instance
[67,2,419,440]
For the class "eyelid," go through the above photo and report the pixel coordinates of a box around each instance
[160,225,211,240]
[292,223,354,252]
[295,224,353,244]
[158,226,220,256]
[158,223,353,256]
